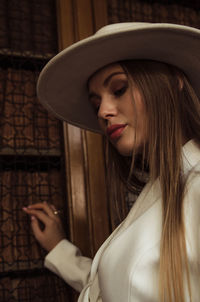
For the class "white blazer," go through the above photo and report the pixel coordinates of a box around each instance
[45,140,200,302]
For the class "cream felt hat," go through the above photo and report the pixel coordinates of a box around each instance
[37,22,200,133]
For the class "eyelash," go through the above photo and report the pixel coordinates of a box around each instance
[91,84,128,114]
[113,85,128,97]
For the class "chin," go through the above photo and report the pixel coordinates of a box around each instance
[114,140,144,157]
[114,143,134,157]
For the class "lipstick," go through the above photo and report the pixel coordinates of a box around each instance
[107,124,126,140]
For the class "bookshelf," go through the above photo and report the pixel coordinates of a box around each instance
[0,0,72,301]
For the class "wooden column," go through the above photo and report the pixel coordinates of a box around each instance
[56,0,109,257]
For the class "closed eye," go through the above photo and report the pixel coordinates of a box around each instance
[114,85,128,97]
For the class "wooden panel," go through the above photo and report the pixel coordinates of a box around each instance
[57,0,109,257]
[63,124,91,256]
[83,131,110,254]
[56,0,75,48]
[92,0,108,30]
[75,0,94,38]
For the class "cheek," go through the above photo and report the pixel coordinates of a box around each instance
[136,109,148,144]
[134,94,147,127]
[139,104,147,129]
[131,95,148,142]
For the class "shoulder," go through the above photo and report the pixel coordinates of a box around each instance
[183,162,200,259]
[182,139,200,199]
[183,161,200,227]
[184,162,200,197]
[182,140,200,219]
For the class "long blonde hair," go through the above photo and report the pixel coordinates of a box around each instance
[106,60,200,302]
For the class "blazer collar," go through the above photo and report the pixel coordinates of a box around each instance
[90,178,161,281]
[182,139,200,175]
[88,139,200,302]
[91,140,200,274]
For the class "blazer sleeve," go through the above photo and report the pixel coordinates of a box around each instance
[184,164,200,255]
[44,239,92,292]
[184,165,200,300]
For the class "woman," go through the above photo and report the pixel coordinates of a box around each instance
[23,23,200,302]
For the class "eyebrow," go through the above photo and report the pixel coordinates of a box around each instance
[103,71,126,87]
[88,71,126,100]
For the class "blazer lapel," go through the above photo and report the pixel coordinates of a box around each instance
[88,178,161,302]
[122,178,161,229]
[88,140,199,302]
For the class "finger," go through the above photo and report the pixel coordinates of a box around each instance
[27,202,55,218]
[24,208,52,225]
[41,202,59,218]
[49,204,61,217]
[31,216,44,240]
[50,204,56,211]
[24,202,45,209]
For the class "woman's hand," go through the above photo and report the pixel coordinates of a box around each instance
[22,201,66,252]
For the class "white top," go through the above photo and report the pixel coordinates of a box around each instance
[45,139,200,302]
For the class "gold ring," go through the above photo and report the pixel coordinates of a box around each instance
[53,210,60,215]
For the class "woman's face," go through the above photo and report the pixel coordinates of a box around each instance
[88,63,147,156]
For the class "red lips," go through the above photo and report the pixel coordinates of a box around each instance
[107,124,126,140]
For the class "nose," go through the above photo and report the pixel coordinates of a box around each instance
[98,96,117,120]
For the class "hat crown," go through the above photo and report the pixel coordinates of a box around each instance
[95,22,150,36]
[37,21,200,132]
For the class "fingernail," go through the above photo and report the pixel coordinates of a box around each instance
[22,207,27,211]
[31,216,35,220]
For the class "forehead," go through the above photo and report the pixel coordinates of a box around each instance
[88,63,124,89]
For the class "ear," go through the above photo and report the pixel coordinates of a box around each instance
[178,76,183,90]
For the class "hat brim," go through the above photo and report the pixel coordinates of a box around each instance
[37,23,200,133]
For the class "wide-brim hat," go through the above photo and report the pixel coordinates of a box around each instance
[37,22,200,133]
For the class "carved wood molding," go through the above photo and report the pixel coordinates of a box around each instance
[56,0,109,257]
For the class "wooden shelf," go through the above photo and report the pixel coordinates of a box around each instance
[0,147,61,157]
[0,48,55,60]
